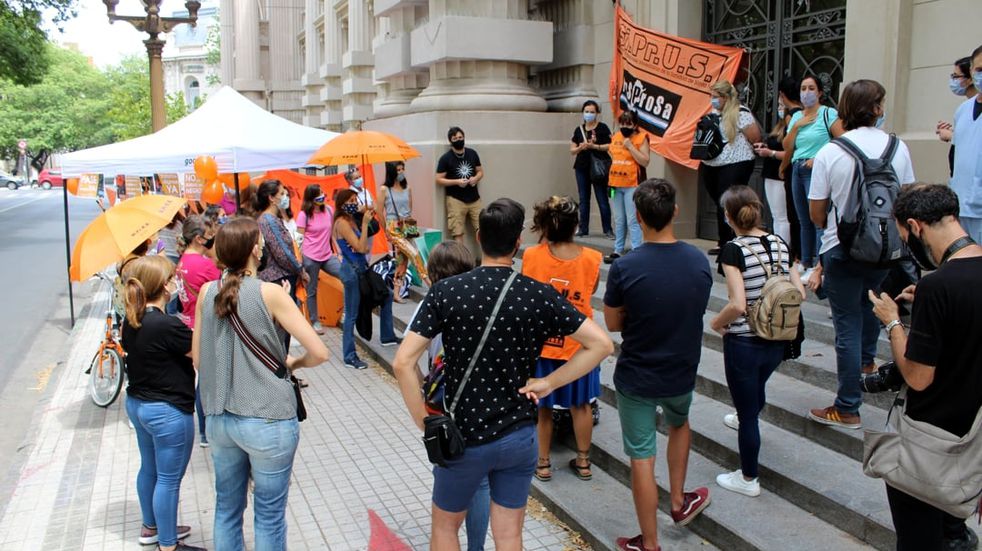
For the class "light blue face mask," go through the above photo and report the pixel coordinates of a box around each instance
[583,112,597,123]
[278,194,290,210]
[974,70,982,93]
[352,177,364,189]
[710,97,722,110]
[875,112,886,129]
[950,77,969,96]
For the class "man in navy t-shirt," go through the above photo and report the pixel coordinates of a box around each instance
[603,179,713,551]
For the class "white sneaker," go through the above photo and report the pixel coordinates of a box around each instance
[716,470,760,497]
[801,267,815,285]
[723,413,739,431]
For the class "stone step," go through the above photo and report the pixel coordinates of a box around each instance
[531,447,722,551]
[595,364,896,549]
[354,318,878,551]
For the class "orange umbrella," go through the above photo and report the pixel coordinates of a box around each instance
[70,194,187,281]
[307,130,420,166]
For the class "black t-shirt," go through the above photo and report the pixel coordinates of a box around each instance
[436,147,482,204]
[761,134,785,180]
[904,257,982,436]
[122,307,196,413]
[571,123,613,170]
[603,242,712,398]
[409,267,586,445]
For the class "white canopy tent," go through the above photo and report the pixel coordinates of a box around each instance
[60,86,339,177]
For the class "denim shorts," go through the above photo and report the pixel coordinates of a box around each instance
[432,423,536,513]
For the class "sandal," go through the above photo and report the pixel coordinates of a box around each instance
[569,450,592,481]
[534,458,552,482]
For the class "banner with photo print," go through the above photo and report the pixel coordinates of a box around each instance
[609,4,745,169]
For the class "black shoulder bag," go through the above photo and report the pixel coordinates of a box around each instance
[423,271,517,466]
[583,126,611,184]
[227,309,308,422]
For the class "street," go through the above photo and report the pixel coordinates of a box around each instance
[0,188,101,483]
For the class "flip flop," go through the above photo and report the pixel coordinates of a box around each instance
[569,457,592,481]
[534,461,552,482]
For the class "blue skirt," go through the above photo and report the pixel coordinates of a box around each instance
[534,358,601,409]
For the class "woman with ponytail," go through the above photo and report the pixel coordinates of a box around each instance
[192,216,328,550]
[709,186,805,498]
[522,195,603,482]
[120,255,203,551]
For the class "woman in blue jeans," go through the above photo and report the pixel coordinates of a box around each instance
[710,186,805,498]
[570,100,613,238]
[194,217,329,551]
[333,189,400,369]
[120,255,204,551]
[782,75,842,287]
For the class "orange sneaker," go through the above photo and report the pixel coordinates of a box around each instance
[808,406,861,429]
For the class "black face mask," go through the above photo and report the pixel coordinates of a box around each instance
[202,236,215,249]
[451,139,465,151]
[905,230,935,270]
[620,127,635,137]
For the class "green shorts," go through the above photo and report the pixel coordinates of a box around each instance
[616,389,693,459]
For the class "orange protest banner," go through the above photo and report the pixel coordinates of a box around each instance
[609,4,745,169]
[76,173,99,198]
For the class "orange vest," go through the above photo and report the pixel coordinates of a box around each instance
[521,243,602,360]
[608,131,646,188]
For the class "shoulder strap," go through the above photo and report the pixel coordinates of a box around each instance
[223,279,287,378]
[735,236,782,278]
[833,136,868,162]
[880,134,899,162]
[447,270,518,416]
[823,107,831,137]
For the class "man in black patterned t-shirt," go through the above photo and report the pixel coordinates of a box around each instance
[393,198,613,551]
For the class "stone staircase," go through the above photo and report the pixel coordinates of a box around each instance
[353,234,979,551]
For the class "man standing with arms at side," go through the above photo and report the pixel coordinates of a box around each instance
[604,179,713,551]
[868,183,982,551]
[436,127,484,244]
[950,44,982,244]
[392,198,613,551]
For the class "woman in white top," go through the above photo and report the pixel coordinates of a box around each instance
[699,79,762,254]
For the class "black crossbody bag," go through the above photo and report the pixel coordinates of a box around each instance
[423,271,517,467]
[227,309,308,422]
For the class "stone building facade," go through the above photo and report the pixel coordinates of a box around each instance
[163,3,221,109]
[221,0,977,240]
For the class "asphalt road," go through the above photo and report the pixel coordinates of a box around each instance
[0,188,101,389]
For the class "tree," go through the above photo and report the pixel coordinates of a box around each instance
[204,16,221,87]
[104,55,152,140]
[0,43,112,159]
[0,1,78,86]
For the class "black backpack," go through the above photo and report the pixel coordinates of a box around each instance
[690,113,724,160]
[689,106,753,161]
[833,135,904,267]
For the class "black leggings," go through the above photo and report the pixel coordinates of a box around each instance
[699,159,756,247]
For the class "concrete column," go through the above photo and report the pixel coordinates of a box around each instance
[374,2,429,118]
[320,1,344,130]
[409,0,553,112]
[342,0,375,127]
[233,0,263,102]
[267,0,304,123]
[302,0,325,127]
[532,0,600,112]
[219,0,235,86]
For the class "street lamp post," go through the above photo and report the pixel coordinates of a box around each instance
[102,1,202,132]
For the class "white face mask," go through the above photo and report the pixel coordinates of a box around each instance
[278,194,290,210]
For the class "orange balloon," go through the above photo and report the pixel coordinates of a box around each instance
[194,155,218,182]
[235,172,251,190]
[66,177,79,195]
[216,173,234,186]
[201,180,224,204]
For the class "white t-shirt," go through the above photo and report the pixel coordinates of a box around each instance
[352,185,374,207]
[809,127,916,255]
[703,109,757,167]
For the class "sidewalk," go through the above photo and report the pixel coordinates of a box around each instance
[0,281,588,550]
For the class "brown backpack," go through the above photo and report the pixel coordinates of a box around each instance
[737,237,802,341]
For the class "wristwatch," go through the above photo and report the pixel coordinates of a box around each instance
[885,319,903,339]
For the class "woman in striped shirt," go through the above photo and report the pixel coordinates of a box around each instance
[710,185,805,498]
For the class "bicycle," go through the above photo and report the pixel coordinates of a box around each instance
[85,272,127,407]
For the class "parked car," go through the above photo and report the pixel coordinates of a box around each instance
[0,171,19,190]
[38,168,63,190]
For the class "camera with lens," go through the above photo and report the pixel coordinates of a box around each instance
[860,361,904,393]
